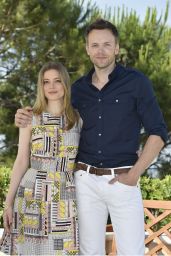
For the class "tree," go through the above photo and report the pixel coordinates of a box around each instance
[112,4,171,130]
[0,0,95,165]
[108,4,171,177]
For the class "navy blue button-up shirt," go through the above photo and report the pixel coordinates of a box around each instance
[71,64,168,168]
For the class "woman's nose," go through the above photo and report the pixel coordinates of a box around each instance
[49,81,55,88]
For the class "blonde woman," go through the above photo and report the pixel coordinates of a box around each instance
[0,62,81,255]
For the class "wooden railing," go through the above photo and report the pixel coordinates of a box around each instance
[105,200,171,255]
[144,200,171,255]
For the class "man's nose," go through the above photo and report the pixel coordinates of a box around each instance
[97,46,104,53]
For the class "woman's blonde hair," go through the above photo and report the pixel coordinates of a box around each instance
[33,62,79,130]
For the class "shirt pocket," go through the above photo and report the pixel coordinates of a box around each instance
[104,97,137,139]
[77,101,94,111]
[112,97,135,113]
[105,97,136,121]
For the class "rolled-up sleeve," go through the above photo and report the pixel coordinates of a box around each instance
[137,76,168,143]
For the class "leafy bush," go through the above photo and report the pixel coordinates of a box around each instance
[140,175,171,200]
[140,176,171,231]
[0,166,11,227]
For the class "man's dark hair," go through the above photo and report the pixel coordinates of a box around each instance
[85,18,119,42]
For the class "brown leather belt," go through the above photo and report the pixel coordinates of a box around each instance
[75,162,130,176]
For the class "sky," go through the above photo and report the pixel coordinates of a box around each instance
[84,0,171,26]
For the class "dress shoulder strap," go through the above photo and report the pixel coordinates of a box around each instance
[32,114,42,126]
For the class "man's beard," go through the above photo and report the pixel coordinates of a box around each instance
[93,59,115,69]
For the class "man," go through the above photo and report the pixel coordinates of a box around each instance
[15,19,167,255]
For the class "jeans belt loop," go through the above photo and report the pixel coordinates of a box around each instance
[111,168,115,177]
[86,165,91,175]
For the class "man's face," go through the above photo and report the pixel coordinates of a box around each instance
[86,29,119,69]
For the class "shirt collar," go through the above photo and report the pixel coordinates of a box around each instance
[85,63,124,85]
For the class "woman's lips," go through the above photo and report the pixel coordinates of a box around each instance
[48,91,58,93]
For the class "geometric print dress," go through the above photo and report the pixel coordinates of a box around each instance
[0,112,81,255]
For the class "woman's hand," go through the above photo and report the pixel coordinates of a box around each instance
[3,205,13,234]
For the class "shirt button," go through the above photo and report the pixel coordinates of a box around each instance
[99,115,102,119]
[98,133,102,136]
[115,99,119,103]
[98,150,102,154]
[100,162,103,166]
[98,98,101,102]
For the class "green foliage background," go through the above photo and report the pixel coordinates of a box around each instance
[0,166,10,227]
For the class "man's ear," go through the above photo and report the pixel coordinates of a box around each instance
[115,43,120,55]
[86,44,90,55]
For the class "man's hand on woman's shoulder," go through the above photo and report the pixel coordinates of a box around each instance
[15,106,33,128]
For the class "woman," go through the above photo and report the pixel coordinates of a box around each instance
[0,62,81,255]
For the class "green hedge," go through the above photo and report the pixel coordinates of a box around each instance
[140,175,171,230]
[0,166,171,227]
[0,166,11,227]
[140,175,171,200]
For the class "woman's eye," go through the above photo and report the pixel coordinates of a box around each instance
[55,79,61,83]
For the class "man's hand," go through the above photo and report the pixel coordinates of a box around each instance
[15,106,33,128]
[108,171,138,186]
[109,135,165,186]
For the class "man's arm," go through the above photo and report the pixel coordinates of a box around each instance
[15,106,33,128]
[112,75,168,186]
[109,135,164,185]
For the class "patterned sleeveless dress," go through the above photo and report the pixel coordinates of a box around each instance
[0,113,81,255]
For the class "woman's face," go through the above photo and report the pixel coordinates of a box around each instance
[43,69,65,102]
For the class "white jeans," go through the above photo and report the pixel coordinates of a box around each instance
[75,170,145,255]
